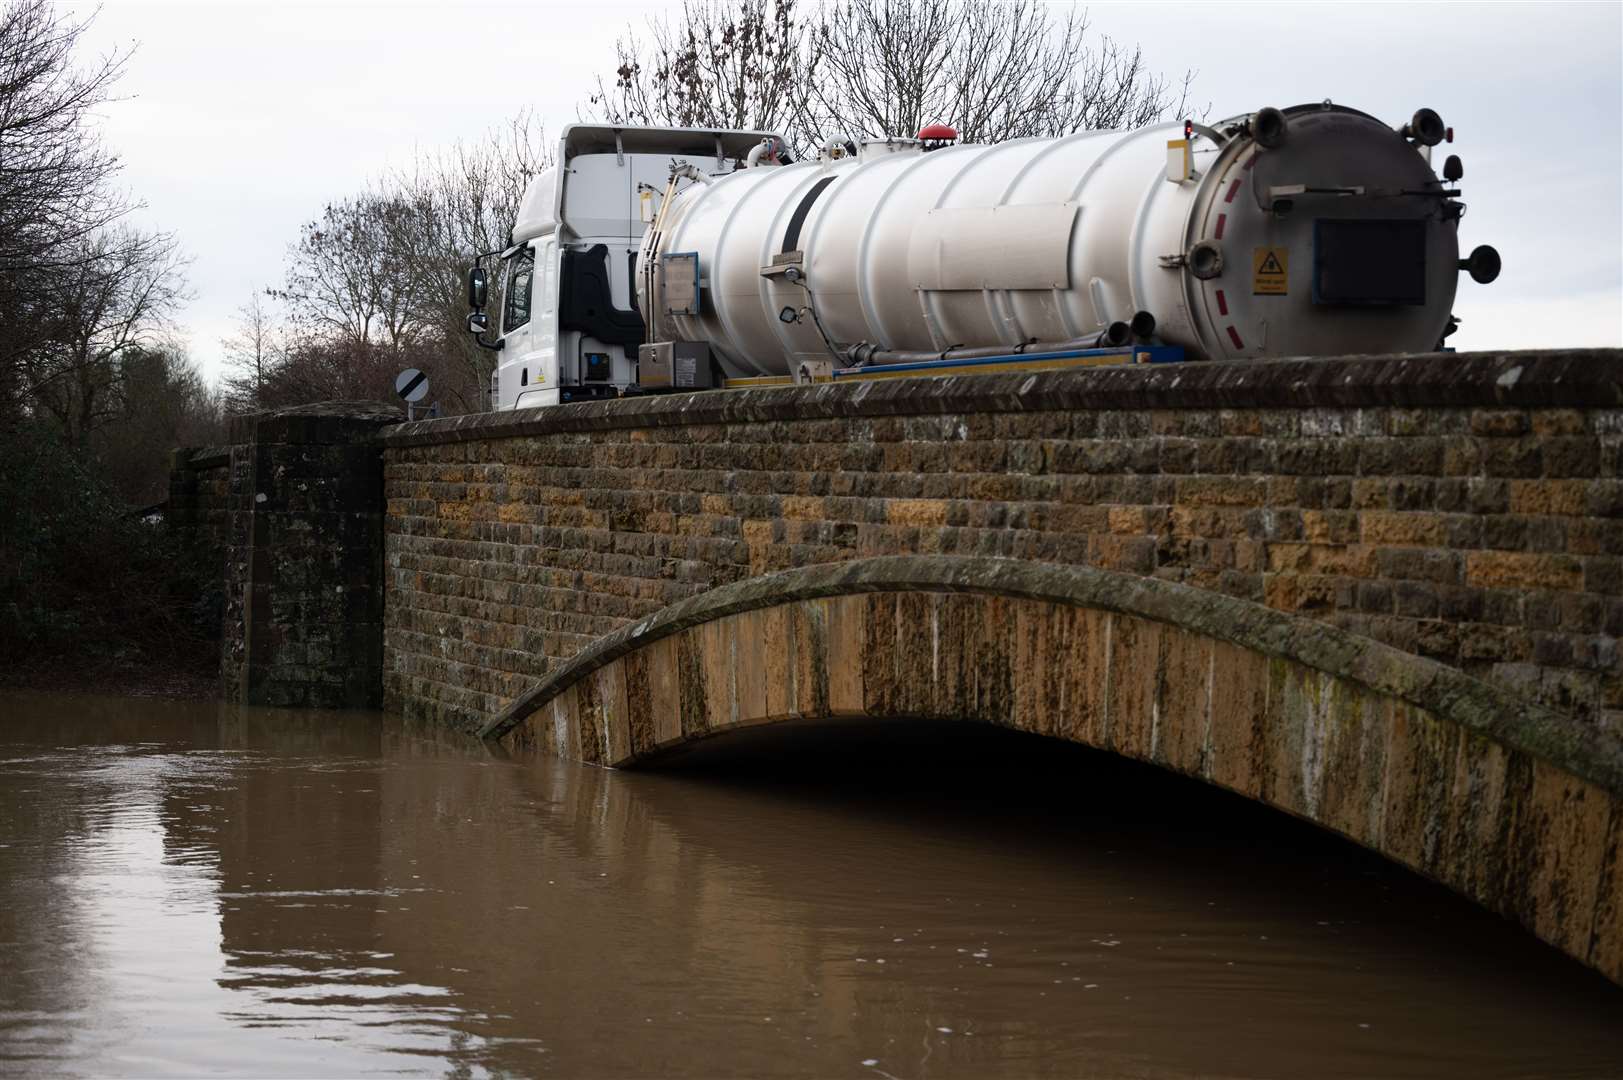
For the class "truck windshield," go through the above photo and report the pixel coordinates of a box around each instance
[503,248,534,333]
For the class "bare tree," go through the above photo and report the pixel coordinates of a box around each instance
[254,112,552,415]
[806,0,1194,144]
[269,194,427,352]
[387,111,551,408]
[89,343,223,505]
[587,0,1196,154]
[588,0,808,146]
[0,0,135,411]
[219,293,283,412]
[20,226,189,446]
[0,2,227,681]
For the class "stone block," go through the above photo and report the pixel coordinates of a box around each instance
[1465,551,1585,592]
[1516,763,1616,965]
[1204,641,1270,798]
[1470,409,1530,437]
[644,635,682,747]
[1302,510,1359,545]
[1532,409,1587,437]
[967,595,1017,727]
[1357,581,1394,613]
[926,592,975,720]
[1543,438,1603,479]
[1379,703,1459,876]
[551,687,581,759]
[1315,683,1389,848]
[595,662,631,764]
[1106,614,1163,759]
[696,617,735,733]
[1510,479,1590,516]
[788,599,831,720]
[825,594,867,717]
[888,592,939,720]
[1586,557,1623,596]
[1433,733,1513,903]
[1155,627,1212,775]
[1175,476,1267,508]
[1482,439,1544,478]
[1360,511,1446,546]
[1393,581,1441,619]
[1055,608,1112,747]
[1007,601,1055,737]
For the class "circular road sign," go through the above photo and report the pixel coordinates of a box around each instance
[395,368,430,403]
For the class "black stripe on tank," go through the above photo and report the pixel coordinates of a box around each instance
[781,177,835,254]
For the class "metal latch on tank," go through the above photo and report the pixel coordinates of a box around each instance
[760,251,805,283]
[1262,183,1366,211]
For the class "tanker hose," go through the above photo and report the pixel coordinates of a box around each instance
[822,134,857,161]
[671,162,714,186]
[746,138,782,168]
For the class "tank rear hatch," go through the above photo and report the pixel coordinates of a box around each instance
[1182,104,1463,360]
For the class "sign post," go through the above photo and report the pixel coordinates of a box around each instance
[395,368,430,420]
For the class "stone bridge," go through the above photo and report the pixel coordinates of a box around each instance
[169,349,1623,983]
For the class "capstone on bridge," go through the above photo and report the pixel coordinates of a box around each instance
[170,349,1623,984]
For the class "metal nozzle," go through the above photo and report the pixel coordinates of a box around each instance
[1188,240,1224,280]
[1404,108,1446,147]
[1130,311,1157,343]
[1251,107,1288,149]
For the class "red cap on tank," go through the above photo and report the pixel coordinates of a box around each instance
[918,123,958,141]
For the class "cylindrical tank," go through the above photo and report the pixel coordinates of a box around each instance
[641,103,1476,376]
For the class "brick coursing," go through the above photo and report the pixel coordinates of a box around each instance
[378,351,1623,737]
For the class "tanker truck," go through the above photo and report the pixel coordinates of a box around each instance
[466,104,1500,412]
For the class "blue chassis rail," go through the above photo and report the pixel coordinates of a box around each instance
[829,344,1186,378]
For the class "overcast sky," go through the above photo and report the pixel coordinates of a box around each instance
[68,0,1623,384]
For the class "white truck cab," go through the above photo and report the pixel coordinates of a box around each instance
[474,125,782,411]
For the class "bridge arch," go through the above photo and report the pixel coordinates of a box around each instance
[482,555,1623,984]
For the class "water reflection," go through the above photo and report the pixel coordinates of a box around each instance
[0,692,1619,1078]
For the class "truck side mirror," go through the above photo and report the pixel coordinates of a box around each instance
[468,266,488,311]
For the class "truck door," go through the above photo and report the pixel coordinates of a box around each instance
[497,239,561,410]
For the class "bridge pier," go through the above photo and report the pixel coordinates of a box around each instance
[218,402,401,708]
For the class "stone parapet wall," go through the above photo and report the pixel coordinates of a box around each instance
[378,350,1623,737]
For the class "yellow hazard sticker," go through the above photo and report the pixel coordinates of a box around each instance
[1253,247,1288,295]
[1165,138,1191,183]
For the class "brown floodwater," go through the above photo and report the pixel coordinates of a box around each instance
[0,690,1618,1079]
